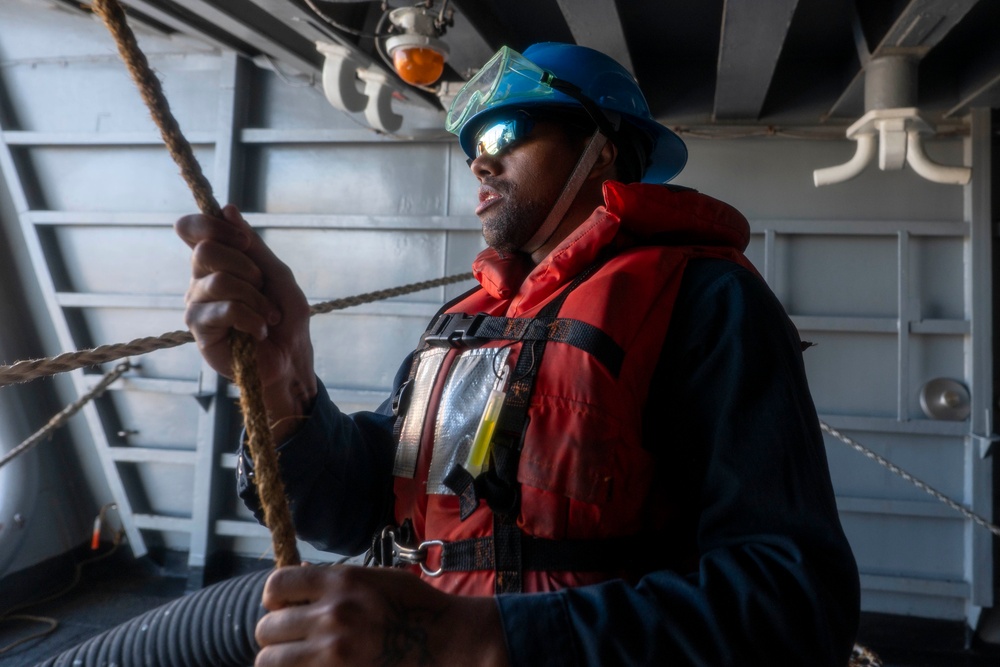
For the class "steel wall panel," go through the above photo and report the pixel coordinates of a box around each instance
[801,332,900,416]
[3,56,221,133]
[310,313,435,398]
[0,1,216,62]
[263,228,448,302]
[825,432,967,501]
[120,462,193,517]
[682,138,964,220]
[843,514,967,578]
[51,226,191,295]
[910,237,965,319]
[447,144,480,214]
[783,235,899,317]
[249,144,448,215]
[106,391,201,450]
[250,70,369,130]
[21,146,215,211]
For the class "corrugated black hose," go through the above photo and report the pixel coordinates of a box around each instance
[34,568,270,667]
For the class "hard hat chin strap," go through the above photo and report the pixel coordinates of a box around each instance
[520,129,609,256]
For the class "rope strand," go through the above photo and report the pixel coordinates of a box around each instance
[821,421,1000,537]
[0,272,473,387]
[87,0,477,568]
[90,0,220,217]
[91,0,296,565]
[0,362,131,471]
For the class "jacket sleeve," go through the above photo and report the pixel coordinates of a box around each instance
[236,355,412,556]
[496,259,860,666]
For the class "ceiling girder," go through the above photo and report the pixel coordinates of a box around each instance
[826,0,981,120]
[555,0,634,76]
[125,0,323,75]
[713,0,799,120]
[946,47,1000,118]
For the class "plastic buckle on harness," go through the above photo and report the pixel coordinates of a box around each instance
[422,312,487,348]
[378,526,445,577]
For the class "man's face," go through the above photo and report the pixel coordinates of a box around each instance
[468,117,582,255]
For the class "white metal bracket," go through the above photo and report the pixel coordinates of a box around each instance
[814,108,972,186]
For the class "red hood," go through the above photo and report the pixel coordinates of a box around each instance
[472,181,751,313]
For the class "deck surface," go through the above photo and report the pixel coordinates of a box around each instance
[1,548,998,666]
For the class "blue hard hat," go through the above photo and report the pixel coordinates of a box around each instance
[446,42,687,183]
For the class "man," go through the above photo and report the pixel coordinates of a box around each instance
[177,43,860,666]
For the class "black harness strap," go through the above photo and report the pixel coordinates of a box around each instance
[485,265,600,594]
[423,313,624,378]
[439,534,645,573]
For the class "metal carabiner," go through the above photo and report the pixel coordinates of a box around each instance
[380,526,445,577]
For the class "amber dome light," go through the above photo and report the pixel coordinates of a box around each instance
[392,45,446,86]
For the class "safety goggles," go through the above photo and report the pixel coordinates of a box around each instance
[447,46,620,146]
[445,46,558,134]
[472,113,536,159]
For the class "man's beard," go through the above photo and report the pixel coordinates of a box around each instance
[480,182,550,256]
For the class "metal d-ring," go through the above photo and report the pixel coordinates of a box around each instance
[416,540,444,577]
[383,526,445,577]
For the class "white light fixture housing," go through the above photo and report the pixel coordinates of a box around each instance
[385,6,449,87]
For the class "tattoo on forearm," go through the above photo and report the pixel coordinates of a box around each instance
[378,598,444,666]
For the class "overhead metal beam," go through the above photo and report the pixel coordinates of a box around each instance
[130,0,324,76]
[713,0,799,120]
[439,2,496,80]
[242,0,351,47]
[446,1,510,53]
[945,47,1000,118]
[826,0,981,119]
[555,0,633,75]
[116,0,236,53]
[873,0,980,57]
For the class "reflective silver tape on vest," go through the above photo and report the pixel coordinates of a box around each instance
[392,347,448,478]
[426,347,510,494]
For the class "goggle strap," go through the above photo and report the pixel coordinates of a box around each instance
[521,129,609,256]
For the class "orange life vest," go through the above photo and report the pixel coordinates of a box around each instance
[390,181,757,595]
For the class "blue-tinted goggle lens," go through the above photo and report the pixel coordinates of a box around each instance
[473,115,535,158]
[446,46,554,135]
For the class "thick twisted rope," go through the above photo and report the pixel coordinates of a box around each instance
[91,0,218,214]
[0,272,473,387]
[90,0,302,565]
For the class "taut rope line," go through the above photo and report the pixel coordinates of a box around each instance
[0,273,473,388]
[821,422,1000,538]
[0,361,131,471]
[89,0,295,564]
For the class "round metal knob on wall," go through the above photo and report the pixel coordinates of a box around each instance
[919,378,971,421]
